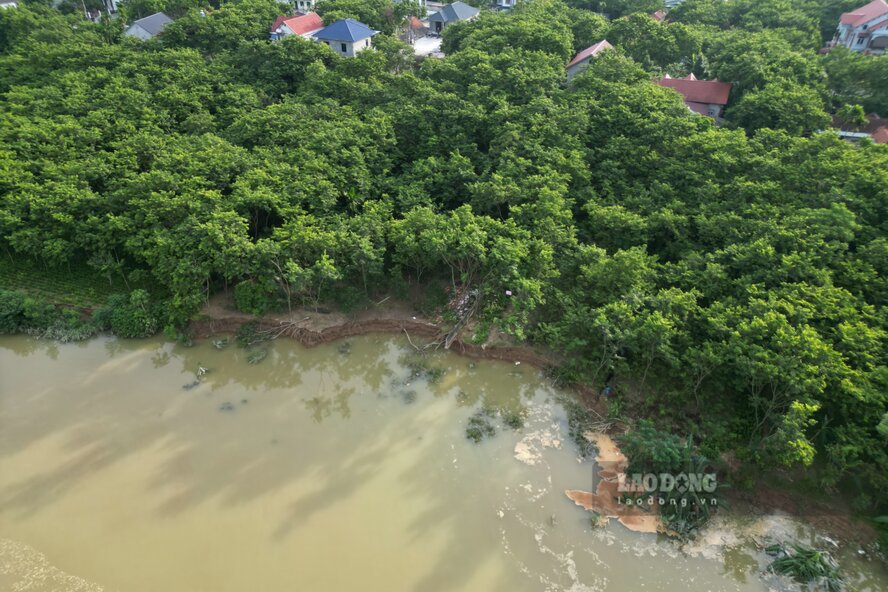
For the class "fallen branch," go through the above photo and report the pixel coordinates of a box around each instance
[403,328,422,352]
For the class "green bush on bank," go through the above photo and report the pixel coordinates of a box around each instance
[233,279,278,316]
[0,288,161,340]
[93,290,160,338]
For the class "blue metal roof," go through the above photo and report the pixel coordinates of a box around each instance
[313,18,378,42]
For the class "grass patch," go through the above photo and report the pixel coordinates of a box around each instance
[0,258,160,308]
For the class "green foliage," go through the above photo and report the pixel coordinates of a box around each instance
[0,289,25,333]
[160,0,287,56]
[766,542,844,592]
[466,410,496,443]
[726,79,830,135]
[315,0,419,35]
[96,289,160,338]
[234,278,278,315]
[618,420,686,475]
[0,289,99,341]
[822,47,888,115]
[502,407,526,430]
[1,0,887,510]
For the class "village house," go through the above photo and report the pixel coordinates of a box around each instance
[124,12,172,40]
[313,18,379,57]
[565,40,613,81]
[295,0,316,12]
[828,0,888,53]
[658,74,732,119]
[427,1,479,34]
[495,0,516,9]
[270,12,324,40]
[397,0,427,9]
[0,1,18,8]
[833,112,888,143]
[650,9,666,22]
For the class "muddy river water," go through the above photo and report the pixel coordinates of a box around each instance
[0,335,885,591]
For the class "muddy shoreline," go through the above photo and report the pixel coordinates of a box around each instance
[187,312,878,547]
[190,313,602,404]
[189,315,559,371]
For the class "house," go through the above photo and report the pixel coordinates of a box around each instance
[124,12,173,39]
[496,0,516,9]
[650,9,666,21]
[658,74,732,119]
[427,1,479,34]
[833,112,888,143]
[829,0,888,53]
[565,40,613,81]
[396,0,427,10]
[295,0,316,12]
[313,18,379,57]
[0,1,18,8]
[270,12,324,40]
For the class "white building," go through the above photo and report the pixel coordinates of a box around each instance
[565,39,613,81]
[830,0,888,54]
[313,18,378,57]
[295,0,315,13]
[0,1,19,8]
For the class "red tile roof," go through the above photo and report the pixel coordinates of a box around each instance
[566,40,613,69]
[282,12,324,35]
[651,9,666,21]
[657,77,732,105]
[271,15,289,32]
[839,0,888,26]
[872,126,888,143]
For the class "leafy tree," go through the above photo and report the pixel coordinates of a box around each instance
[726,79,830,135]
[822,47,888,114]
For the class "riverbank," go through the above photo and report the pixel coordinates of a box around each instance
[188,294,883,551]
[191,294,569,387]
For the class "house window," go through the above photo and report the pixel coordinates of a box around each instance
[857,37,865,44]
[365,39,369,47]
[341,42,347,52]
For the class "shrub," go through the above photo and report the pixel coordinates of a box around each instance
[234,279,277,316]
[0,290,26,333]
[618,420,686,476]
[95,290,159,338]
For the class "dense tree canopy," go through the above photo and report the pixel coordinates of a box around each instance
[0,0,886,511]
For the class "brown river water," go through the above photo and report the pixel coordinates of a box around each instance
[0,335,885,592]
